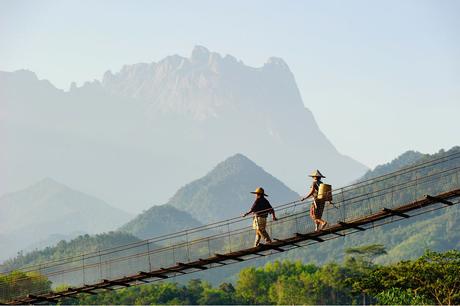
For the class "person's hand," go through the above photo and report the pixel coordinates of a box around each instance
[241,213,247,217]
[273,216,278,221]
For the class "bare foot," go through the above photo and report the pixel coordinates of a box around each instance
[321,221,328,230]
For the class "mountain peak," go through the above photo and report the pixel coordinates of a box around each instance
[218,153,253,166]
[26,177,69,194]
[98,46,304,120]
[190,45,211,63]
[13,69,38,80]
[168,154,299,223]
[38,177,61,185]
[206,153,263,180]
[265,57,290,71]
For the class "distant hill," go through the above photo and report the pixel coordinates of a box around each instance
[0,231,141,272]
[0,178,133,262]
[168,153,300,224]
[359,150,425,181]
[120,204,202,239]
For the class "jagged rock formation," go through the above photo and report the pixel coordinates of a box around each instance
[0,46,368,215]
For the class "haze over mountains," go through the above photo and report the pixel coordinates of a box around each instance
[0,178,132,261]
[121,153,300,239]
[1,46,367,213]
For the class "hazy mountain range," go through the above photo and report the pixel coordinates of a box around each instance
[0,178,132,261]
[0,46,368,214]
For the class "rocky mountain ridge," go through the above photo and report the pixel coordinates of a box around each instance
[1,46,367,214]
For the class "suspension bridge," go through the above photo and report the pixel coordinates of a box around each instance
[2,151,460,304]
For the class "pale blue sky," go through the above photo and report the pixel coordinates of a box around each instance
[1,0,459,167]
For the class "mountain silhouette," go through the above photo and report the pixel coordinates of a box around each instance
[120,204,202,239]
[1,46,367,213]
[166,153,299,223]
[0,178,132,261]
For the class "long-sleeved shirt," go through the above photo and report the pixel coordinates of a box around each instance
[248,197,274,217]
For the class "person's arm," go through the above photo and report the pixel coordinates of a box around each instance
[271,208,277,221]
[301,186,315,201]
[242,200,257,217]
[266,201,277,221]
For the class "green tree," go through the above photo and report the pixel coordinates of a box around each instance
[345,244,387,265]
[0,271,51,303]
[375,288,430,305]
[235,260,317,304]
[357,250,460,305]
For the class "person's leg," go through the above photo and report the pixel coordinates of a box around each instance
[257,217,272,243]
[254,230,261,247]
[314,219,320,231]
[260,228,272,243]
[310,205,319,231]
[310,204,316,221]
[315,200,327,230]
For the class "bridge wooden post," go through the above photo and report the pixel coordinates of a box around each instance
[456,169,459,189]
[227,223,232,253]
[98,250,102,282]
[147,241,152,272]
[185,230,190,262]
[294,203,300,234]
[82,253,85,286]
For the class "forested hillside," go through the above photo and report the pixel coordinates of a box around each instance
[358,150,425,181]
[0,232,141,272]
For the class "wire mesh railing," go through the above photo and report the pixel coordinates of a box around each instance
[1,151,460,303]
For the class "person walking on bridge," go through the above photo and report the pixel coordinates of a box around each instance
[301,170,328,231]
[242,187,277,247]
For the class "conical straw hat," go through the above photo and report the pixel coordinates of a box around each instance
[309,169,326,178]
